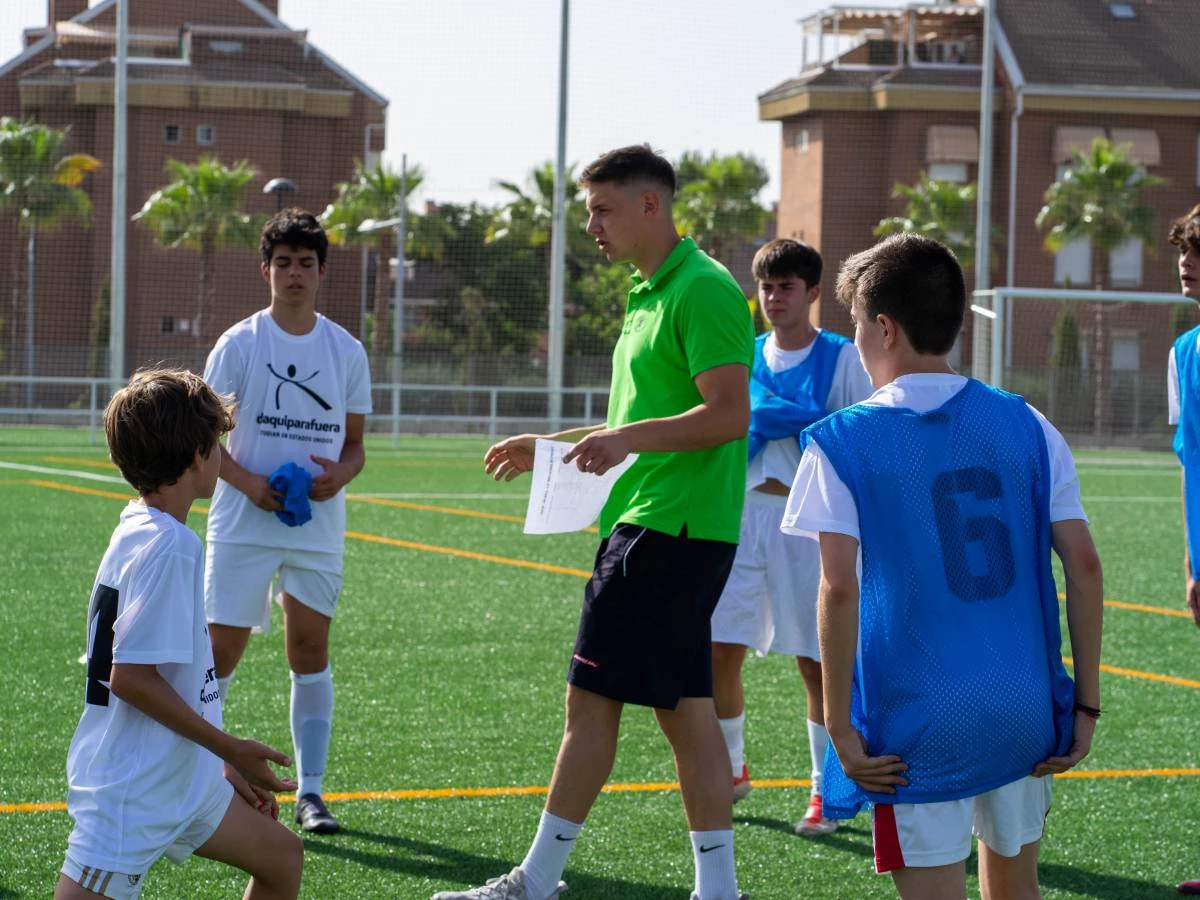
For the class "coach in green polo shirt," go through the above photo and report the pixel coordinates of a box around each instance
[600,234,753,543]
[438,145,752,900]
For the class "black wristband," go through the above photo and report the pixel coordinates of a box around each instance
[1074,701,1102,719]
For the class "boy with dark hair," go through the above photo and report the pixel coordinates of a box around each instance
[56,368,303,900]
[1166,203,1200,898]
[203,208,372,834]
[434,144,752,900]
[709,238,872,837]
[782,233,1103,899]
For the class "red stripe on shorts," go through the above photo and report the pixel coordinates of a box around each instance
[873,803,905,873]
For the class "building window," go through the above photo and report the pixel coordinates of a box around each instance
[161,317,191,334]
[209,40,244,54]
[163,124,180,144]
[1109,238,1143,288]
[1053,164,1090,286]
[928,162,968,184]
[1111,331,1141,371]
[1054,238,1091,287]
[197,125,216,146]
[794,128,809,154]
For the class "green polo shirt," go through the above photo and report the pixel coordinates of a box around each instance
[600,237,754,543]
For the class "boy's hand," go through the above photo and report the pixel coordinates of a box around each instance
[1033,711,1096,777]
[562,429,632,476]
[227,738,297,793]
[224,763,279,818]
[240,472,284,512]
[1187,576,1200,627]
[828,724,908,794]
[484,434,540,481]
[310,455,351,501]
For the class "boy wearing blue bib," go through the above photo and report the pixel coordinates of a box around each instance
[782,234,1103,899]
[1167,204,1200,898]
[709,239,872,836]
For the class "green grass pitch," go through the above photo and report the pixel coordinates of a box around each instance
[0,428,1196,899]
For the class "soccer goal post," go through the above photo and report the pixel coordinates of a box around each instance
[970,286,1196,444]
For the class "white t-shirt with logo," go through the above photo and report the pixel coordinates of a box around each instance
[204,310,372,552]
[747,332,874,490]
[66,502,227,871]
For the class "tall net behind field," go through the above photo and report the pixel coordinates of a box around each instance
[2,0,1197,443]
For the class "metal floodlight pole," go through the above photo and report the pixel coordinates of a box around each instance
[546,0,570,432]
[974,0,1000,387]
[391,153,407,448]
[108,0,129,390]
[361,122,384,342]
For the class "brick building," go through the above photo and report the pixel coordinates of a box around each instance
[759,0,1199,434]
[0,0,386,379]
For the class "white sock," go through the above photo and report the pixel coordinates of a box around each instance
[217,673,234,703]
[519,810,582,900]
[690,829,738,900]
[717,713,745,775]
[807,718,829,797]
[290,665,333,798]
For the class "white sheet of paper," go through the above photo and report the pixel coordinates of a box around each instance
[522,439,638,534]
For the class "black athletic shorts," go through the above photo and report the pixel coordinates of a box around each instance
[567,523,737,710]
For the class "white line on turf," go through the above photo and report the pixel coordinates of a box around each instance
[0,460,126,484]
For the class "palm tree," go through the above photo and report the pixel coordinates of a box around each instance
[133,156,262,343]
[0,118,100,385]
[875,173,979,266]
[1036,137,1165,435]
[674,151,770,262]
[322,159,424,374]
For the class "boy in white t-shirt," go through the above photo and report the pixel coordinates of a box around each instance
[709,239,872,835]
[781,234,1103,899]
[56,368,302,900]
[203,209,372,834]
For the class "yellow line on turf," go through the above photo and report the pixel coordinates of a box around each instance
[1064,655,1200,690]
[43,456,115,470]
[1057,592,1189,619]
[345,530,592,578]
[6,770,1200,816]
[27,479,130,501]
[349,494,599,533]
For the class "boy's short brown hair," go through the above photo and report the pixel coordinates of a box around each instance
[752,238,822,287]
[105,368,234,495]
[1169,203,1200,254]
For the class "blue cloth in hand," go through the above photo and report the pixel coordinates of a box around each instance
[268,462,313,527]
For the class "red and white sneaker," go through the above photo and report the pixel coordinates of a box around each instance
[732,764,752,804]
[1177,880,1200,896]
[794,794,838,836]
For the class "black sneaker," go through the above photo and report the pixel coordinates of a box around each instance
[295,793,339,834]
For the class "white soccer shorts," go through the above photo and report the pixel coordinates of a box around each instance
[61,779,232,898]
[872,775,1053,873]
[710,490,821,659]
[205,543,343,631]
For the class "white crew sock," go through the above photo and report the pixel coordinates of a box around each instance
[519,810,582,900]
[217,673,234,703]
[290,665,333,798]
[690,829,738,900]
[717,713,745,775]
[807,718,829,797]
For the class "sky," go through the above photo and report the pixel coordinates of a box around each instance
[0,0,910,207]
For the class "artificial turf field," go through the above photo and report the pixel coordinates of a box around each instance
[0,427,1197,900]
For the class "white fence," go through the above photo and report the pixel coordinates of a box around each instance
[0,376,611,445]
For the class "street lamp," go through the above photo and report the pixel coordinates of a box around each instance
[263,177,299,212]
